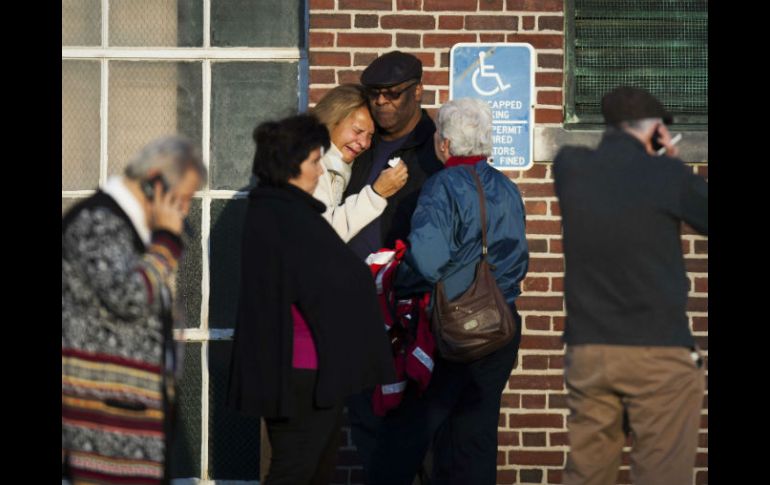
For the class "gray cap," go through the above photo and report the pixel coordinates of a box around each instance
[601,86,673,125]
[360,51,422,88]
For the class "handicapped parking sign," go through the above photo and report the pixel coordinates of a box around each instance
[450,43,535,171]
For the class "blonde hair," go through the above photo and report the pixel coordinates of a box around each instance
[310,84,369,133]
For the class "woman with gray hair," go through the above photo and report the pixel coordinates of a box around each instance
[368,97,529,485]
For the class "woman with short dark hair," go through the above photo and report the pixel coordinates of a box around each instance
[227,114,395,484]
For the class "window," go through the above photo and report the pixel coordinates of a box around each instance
[565,0,707,127]
[62,0,308,479]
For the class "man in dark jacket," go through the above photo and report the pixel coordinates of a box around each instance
[345,50,444,258]
[554,86,708,485]
[343,50,444,477]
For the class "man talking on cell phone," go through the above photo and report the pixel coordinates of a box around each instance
[553,86,708,485]
[62,137,206,484]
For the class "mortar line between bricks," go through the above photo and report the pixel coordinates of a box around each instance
[508,371,567,376]
[517,349,567,353]
[518,309,567,312]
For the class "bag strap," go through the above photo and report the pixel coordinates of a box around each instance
[462,165,488,259]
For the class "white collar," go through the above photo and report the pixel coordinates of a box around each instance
[322,143,352,186]
[101,176,151,246]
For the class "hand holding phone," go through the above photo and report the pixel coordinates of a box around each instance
[143,175,186,235]
[141,175,169,201]
[651,127,664,152]
[657,133,682,155]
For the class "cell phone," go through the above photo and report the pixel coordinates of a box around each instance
[656,133,682,155]
[651,127,665,152]
[141,175,169,200]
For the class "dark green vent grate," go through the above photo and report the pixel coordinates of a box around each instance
[566,0,708,126]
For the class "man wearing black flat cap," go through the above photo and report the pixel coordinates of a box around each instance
[343,51,443,482]
[345,50,443,258]
[553,86,708,485]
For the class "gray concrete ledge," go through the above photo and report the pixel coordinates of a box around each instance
[534,126,708,164]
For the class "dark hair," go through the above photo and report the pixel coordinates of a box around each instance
[251,114,330,186]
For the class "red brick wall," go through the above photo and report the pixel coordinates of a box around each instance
[308,0,564,123]
[308,2,709,484]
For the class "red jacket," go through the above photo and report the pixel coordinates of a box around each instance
[366,240,436,416]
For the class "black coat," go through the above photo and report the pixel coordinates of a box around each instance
[554,129,708,347]
[344,109,444,249]
[227,184,396,418]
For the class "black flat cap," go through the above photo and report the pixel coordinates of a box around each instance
[360,51,422,88]
[601,86,673,125]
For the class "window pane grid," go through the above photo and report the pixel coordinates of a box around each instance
[62,2,308,479]
[109,0,204,47]
[107,61,203,178]
[62,60,101,190]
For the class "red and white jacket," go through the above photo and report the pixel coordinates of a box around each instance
[366,240,435,416]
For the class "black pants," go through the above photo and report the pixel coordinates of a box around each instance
[263,369,344,485]
[368,310,521,485]
[346,388,382,475]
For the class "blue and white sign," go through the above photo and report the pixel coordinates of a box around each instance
[450,43,535,171]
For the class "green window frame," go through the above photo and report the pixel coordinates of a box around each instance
[565,0,708,128]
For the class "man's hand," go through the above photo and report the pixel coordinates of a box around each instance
[654,123,680,158]
[148,180,186,235]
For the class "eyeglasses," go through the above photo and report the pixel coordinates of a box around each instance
[365,80,419,102]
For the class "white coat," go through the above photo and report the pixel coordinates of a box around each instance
[313,143,387,242]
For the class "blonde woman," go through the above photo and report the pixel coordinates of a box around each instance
[311,84,408,241]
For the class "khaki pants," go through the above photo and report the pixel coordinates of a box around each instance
[563,344,704,485]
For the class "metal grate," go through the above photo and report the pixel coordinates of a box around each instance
[109,0,203,47]
[62,60,101,190]
[177,199,203,329]
[211,0,303,47]
[169,342,202,478]
[209,198,248,329]
[210,62,300,190]
[62,0,101,46]
[107,61,202,178]
[208,341,261,479]
[567,0,708,125]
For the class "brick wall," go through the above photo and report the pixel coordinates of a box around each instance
[308,2,709,484]
[308,0,564,123]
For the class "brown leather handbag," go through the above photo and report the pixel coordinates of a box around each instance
[431,166,517,363]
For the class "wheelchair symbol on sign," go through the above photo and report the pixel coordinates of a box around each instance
[472,51,511,96]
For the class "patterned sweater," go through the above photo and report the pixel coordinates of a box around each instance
[62,190,182,484]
